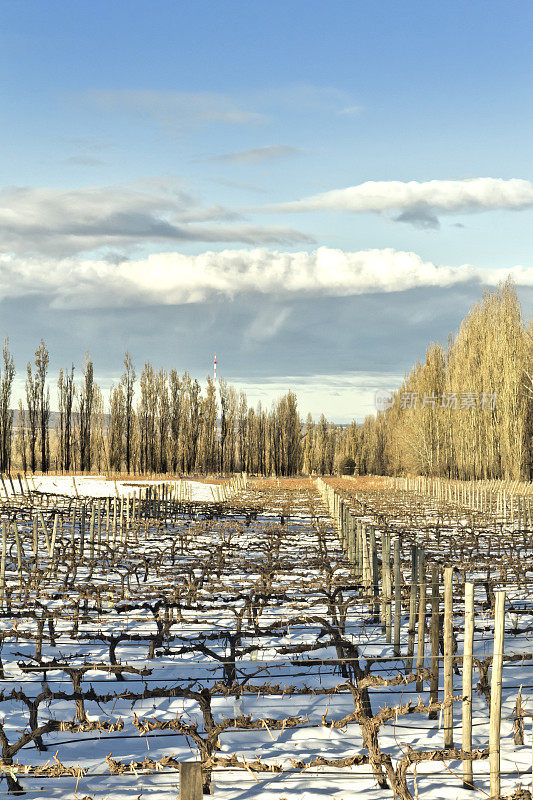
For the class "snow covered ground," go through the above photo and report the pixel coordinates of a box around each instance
[0,479,530,799]
[29,474,217,501]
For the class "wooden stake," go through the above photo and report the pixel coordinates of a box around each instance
[32,515,38,559]
[443,566,454,748]
[415,548,426,692]
[49,513,59,559]
[393,537,401,657]
[38,512,51,554]
[0,520,6,606]
[89,502,95,560]
[383,532,392,643]
[370,527,379,619]
[12,521,22,593]
[513,686,524,746]
[489,591,505,799]
[79,504,85,557]
[429,564,440,719]
[179,761,202,799]
[462,582,474,789]
[356,520,363,578]
[406,545,418,672]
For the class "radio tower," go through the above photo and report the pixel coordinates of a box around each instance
[213,353,217,384]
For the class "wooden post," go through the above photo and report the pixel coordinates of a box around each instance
[356,520,363,579]
[443,566,454,748]
[370,527,379,620]
[12,521,22,594]
[383,532,392,643]
[462,582,474,789]
[0,520,6,605]
[415,548,426,691]
[70,503,77,553]
[105,497,110,538]
[38,511,51,555]
[179,761,202,800]
[89,502,95,560]
[393,537,401,657]
[340,499,346,552]
[79,504,85,557]
[362,526,371,606]
[513,687,524,746]
[112,498,117,544]
[347,514,355,575]
[97,500,102,553]
[429,564,441,719]
[120,497,124,541]
[32,515,38,558]
[489,591,505,799]
[50,513,59,560]
[406,545,418,672]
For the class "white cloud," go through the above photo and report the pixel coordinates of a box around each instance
[1,246,531,310]
[270,178,533,228]
[0,183,312,256]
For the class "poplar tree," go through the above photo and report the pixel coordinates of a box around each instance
[121,352,135,474]
[58,365,75,472]
[35,340,50,473]
[0,340,15,472]
[109,384,125,472]
[79,353,95,472]
[25,363,38,474]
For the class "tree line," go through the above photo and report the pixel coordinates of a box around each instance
[1,280,531,479]
[5,346,305,476]
[351,279,533,480]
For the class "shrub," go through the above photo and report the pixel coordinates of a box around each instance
[336,455,356,475]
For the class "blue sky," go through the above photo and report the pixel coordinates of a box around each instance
[1,0,532,420]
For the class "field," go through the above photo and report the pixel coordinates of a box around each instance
[0,474,531,799]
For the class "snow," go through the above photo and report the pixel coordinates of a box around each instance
[0,478,530,799]
[29,474,217,501]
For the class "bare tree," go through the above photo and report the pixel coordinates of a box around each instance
[58,365,75,472]
[121,352,136,475]
[35,340,50,473]
[0,340,15,472]
[25,363,38,473]
[109,383,125,472]
[79,353,95,472]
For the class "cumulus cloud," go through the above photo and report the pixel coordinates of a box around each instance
[270,178,533,227]
[1,246,531,310]
[0,183,312,256]
[206,145,301,165]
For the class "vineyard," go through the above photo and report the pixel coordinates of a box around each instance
[0,474,531,799]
